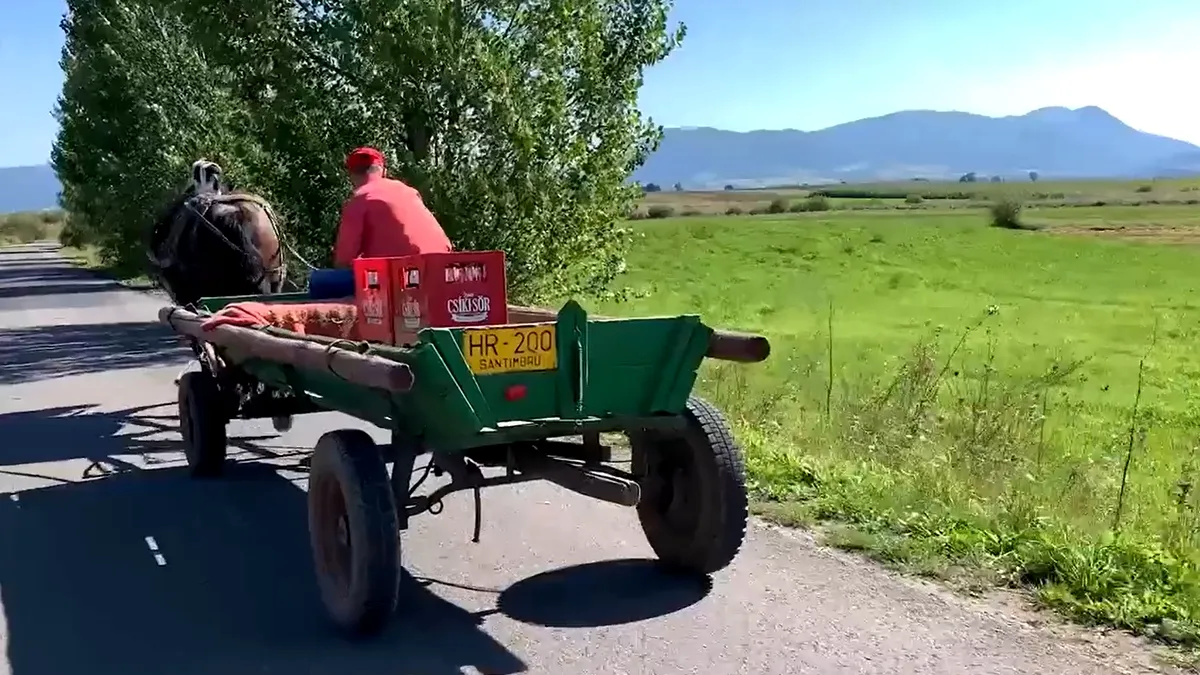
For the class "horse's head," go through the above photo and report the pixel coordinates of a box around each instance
[190,159,224,195]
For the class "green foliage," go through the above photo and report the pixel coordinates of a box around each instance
[904,194,923,204]
[0,212,52,243]
[58,214,92,248]
[1136,184,1154,193]
[39,209,65,225]
[989,196,1027,230]
[812,187,976,200]
[53,0,685,301]
[789,194,830,212]
[645,205,675,219]
[767,197,789,214]
[52,0,251,275]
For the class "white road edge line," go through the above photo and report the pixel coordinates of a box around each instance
[145,536,167,565]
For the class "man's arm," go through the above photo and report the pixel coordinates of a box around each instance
[333,196,367,268]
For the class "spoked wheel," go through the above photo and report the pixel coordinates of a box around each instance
[178,370,229,478]
[629,396,749,575]
[307,429,400,636]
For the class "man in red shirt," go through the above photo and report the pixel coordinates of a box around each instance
[333,147,453,267]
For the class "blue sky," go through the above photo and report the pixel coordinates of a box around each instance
[2,0,1199,168]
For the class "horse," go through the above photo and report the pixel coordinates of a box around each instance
[148,159,294,431]
[148,160,287,307]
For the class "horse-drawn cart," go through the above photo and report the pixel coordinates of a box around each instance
[160,293,771,636]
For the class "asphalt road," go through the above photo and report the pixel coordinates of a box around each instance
[0,242,1177,675]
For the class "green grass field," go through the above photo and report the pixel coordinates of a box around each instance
[600,196,1200,649]
[639,176,1200,216]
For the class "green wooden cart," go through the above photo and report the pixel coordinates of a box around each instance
[159,294,771,636]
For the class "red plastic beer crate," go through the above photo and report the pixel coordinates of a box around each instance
[353,251,508,345]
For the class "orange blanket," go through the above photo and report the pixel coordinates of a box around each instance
[201,301,360,340]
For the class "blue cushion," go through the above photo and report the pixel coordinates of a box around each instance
[308,268,355,300]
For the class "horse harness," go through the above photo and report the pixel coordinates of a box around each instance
[162,191,286,290]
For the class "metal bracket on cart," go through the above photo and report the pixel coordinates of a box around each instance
[392,432,641,544]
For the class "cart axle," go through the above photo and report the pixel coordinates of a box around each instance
[402,452,641,519]
[511,449,641,507]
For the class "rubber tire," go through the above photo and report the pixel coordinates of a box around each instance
[631,396,749,575]
[307,429,400,636]
[178,371,229,478]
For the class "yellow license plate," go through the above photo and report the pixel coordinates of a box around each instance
[461,324,558,375]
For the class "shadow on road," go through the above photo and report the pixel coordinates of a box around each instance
[0,243,157,294]
[0,402,281,469]
[0,463,528,675]
[0,260,77,271]
[0,403,527,674]
[0,281,124,300]
[496,559,712,628]
[0,321,188,385]
[0,250,77,269]
[0,402,711,674]
[0,244,58,258]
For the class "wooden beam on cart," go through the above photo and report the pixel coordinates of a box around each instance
[507,305,771,363]
[159,306,415,393]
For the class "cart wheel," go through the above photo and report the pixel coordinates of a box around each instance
[630,396,748,575]
[178,371,229,478]
[307,429,400,636]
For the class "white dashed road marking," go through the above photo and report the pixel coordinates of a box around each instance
[145,535,167,566]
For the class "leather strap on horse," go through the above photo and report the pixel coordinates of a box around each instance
[218,192,318,274]
[208,192,286,273]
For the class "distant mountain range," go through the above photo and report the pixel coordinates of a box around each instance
[0,164,60,214]
[632,106,1200,188]
[3,106,1199,213]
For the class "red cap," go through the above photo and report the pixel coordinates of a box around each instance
[345,146,385,172]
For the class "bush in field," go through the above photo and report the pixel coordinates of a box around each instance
[789,194,831,212]
[40,209,66,225]
[989,196,1028,230]
[904,194,923,204]
[0,212,49,243]
[725,206,744,215]
[1136,184,1153,193]
[58,216,92,248]
[767,198,789,214]
[812,187,976,200]
[646,205,676,219]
